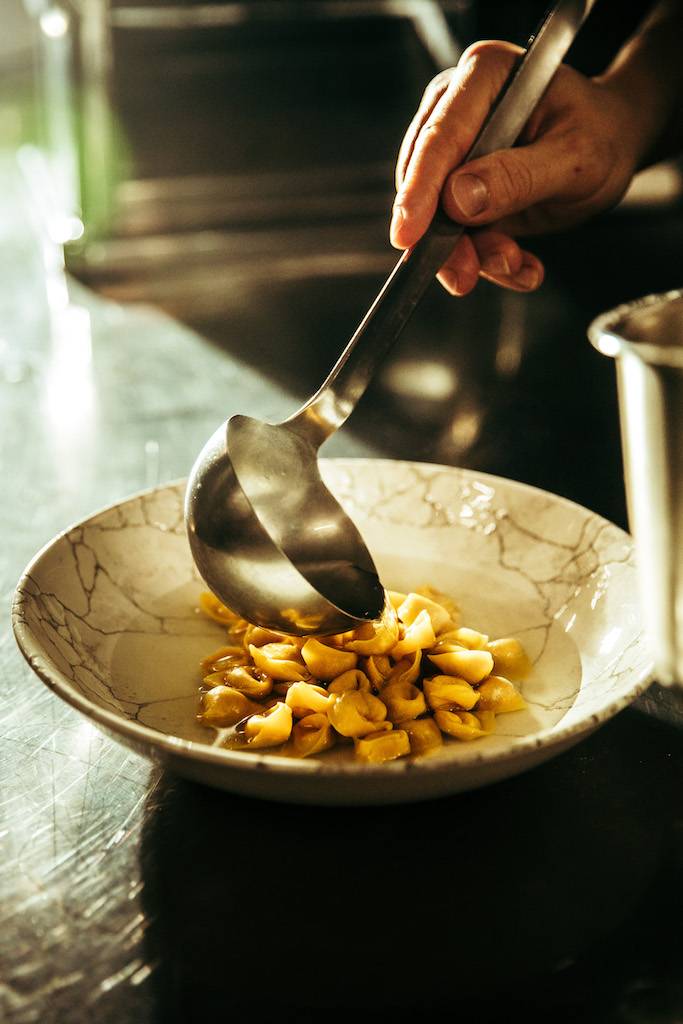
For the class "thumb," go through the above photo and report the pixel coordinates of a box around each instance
[441,133,574,226]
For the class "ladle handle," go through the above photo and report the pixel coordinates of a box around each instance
[287,0,597,447]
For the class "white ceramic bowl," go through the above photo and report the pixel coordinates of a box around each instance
[12,459,653,804]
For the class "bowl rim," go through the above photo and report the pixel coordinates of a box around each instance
[11,459,654,780]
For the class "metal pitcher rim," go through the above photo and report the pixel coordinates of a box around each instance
[588,286,683,367]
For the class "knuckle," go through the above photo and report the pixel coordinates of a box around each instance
[417,119,452,159]
[494,151,535,208]
[420,120,445,144]
[396,173,440,213]
[420,112,469,162]
[421,68,455,106]
[457,41,526,104]
[460,39,522,70]
[429,68,455,91]
[418,121,455,159]
[460,40,497,66]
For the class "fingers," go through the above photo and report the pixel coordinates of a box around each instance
[395,70,451,192]
[479,248,545,293]
[391,42,522,251]
[472,229,524,279]
[441,129,577,228]
[391,38,564,297]
[391,82,467,250]
[435,234,480,296]
[436,230,545,296]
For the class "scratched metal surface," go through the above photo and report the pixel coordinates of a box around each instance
[2,140,683,1024]
[0,155,372,1023]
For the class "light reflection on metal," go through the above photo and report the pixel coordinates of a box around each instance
[71,720,100,759]
[589,289,683,688]
[43,301,95,490]
[593,332,621,358]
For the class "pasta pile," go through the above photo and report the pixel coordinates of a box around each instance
[196,586,530,764]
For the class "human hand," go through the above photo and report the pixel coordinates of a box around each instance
[391,40,645,296]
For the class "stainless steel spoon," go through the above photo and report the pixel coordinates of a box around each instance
[185,0,596,635]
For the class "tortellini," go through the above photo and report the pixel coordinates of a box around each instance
[219,665,272,699]
[402,717,443,756]
[290,713,335,758]
[362,655,392,689]
[476,675,527,713]
[327,669,372,694]
[354,729,411,764]
[427,647,494,684]
[423,675,479,712]
[434,709,495,741]
[379,680,427,724]
[383,651,422,688]
[249,642,309,682]
[200,644,247,673]
[285,681,334,718]
[328,690,388,738]
[397,592,453,635]
[198,685,262,727]
[390,609,436,661]
[243,702,293,748]
[486,638,532,680]
[343,604,400,655]
[197,587,530,763]
[199,592,247,630]
[300,638,357,680]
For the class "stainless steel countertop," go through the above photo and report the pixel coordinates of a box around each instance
[1,144,682,1024]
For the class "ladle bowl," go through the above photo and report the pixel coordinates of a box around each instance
[185,414,385,634]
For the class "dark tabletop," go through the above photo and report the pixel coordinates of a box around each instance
[2,5,683,1022]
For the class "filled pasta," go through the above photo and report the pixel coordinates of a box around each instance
[196,587,529,764]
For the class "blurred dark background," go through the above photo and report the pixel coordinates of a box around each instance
[4,0,672,533]
[3,1,681,538]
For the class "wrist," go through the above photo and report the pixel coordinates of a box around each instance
[592,71,657,174]
[595,2,683,170]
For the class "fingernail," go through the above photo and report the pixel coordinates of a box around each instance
[390,204,405,244]
[450,173,488,217]
[516,264,540,290]
[437,271,460,296]
[482,253,511,277]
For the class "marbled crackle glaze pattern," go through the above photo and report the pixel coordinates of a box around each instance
[13,460,653,801]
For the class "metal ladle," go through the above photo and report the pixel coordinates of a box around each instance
[185,0,596,635]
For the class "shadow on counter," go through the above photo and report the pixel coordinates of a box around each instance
[138,708,681,1023]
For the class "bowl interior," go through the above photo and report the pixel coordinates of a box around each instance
[13,460,652,775]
